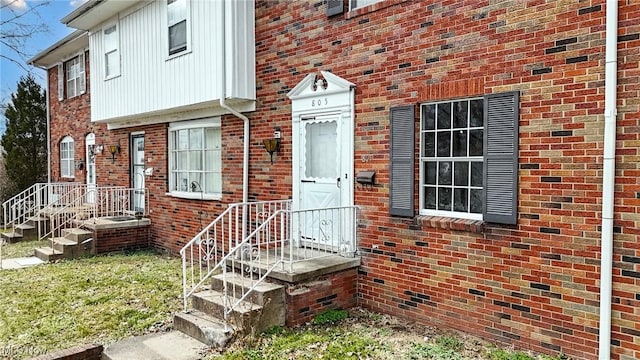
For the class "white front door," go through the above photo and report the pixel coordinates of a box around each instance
[131,134,145,213]
[85,133,96,204]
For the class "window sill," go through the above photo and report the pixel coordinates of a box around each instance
[104,74,120,81]
[345,0,406,20]
[416,215,484,234]
[165,49,192,62]
[165,192,221,201]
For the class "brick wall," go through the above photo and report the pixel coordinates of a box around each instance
[249,1,637,359]
[282,268,358,326]
[94,225,149,254]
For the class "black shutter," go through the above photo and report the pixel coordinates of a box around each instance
[389,105,415,217]
[327,0,344,17]
[483,91,519,225]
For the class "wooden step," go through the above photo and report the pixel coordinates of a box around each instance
[173,310,234,348]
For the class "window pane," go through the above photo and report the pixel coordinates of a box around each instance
[205,150,219,172]
[178,129,189,150]
[104,25,117,51]
[168,0,186,26]
[438,187,452,211]
[471,162,483,187]
[105,51,118,77]
[61,161,69,177]
[190,128,203,149]
[470,189,483,213]
[177,173,188,191]
[305,121,337,178]
[454,162,468,186]
[469,129,483,156]
[204,172,221,194]
[177,151,188,170]
[454,188,468,212]
[423,132,435,157]
[189,151,202,171]
[424,161,436,185]
[422,104,435,130]
[189,172,202,192]
[470,99,483,127]
[438,161,452,185]
[424,187,436,210]
[169,20,187,54]
[437,103,451,129]
[453,101,468,128]
[205,128,220,149]
[436,131,450,157]
[453,130,467,157]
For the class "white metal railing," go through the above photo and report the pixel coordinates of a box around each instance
[2,182,83,233]
[181,202,359,330]
[41,187,148,254]
[180,200,292,311]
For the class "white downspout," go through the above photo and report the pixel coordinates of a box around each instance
[598,1,617,359]
[218,0,250,239]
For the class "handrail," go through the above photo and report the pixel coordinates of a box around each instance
[181,201,359,332]
[40,187,147,253]
[180,200,292,311]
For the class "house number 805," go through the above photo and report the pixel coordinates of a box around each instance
[311,97,328,107]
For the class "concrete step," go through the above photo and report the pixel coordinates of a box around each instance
[192,289,268,334]
[173,310,234,348]
[1,231,22,244]
[210,273,285,332]
[62,228,92,242]
[26,216,50,232]
[15,224,36,239]
[52,237,77,254]
[34,246,65,262]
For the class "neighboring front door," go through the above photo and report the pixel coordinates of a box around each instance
[85,133,96,204]
[131,134,145,213]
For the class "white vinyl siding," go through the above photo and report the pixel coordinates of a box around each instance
[60,136,75,178]
[88,0,255,123]
[103,23,120,79]
[168,119,221,199]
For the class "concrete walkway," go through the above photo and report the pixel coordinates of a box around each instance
[102,331,209,360]
[0,256,44,269]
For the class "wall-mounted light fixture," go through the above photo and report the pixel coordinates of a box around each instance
[262,127,281,164]
[107,140,121,163]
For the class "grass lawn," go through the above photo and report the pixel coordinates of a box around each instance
[0,238,43,259]
[0,251,182,359]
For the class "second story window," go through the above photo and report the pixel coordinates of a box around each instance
[65,53,85,98]
[167,0,188,56]
[104,23,120,79]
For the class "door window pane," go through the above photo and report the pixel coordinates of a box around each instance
[305,121,337,179]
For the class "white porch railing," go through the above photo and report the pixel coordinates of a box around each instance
[180,201,359,330]
[40,187,149,253]
[2,182,83,233]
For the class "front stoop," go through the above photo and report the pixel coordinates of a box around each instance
[34,227,93,262]
[175,273,286,347]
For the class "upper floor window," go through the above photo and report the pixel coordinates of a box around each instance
[350,0,382,10]
[103,23,120,79]
[420,98,484,220]
[63,53,86,99]
[60,136,75,178]
[168,118,221,199]
[167,0,189,56]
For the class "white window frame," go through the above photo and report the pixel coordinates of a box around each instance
[103,22,120,79]
[419,97,484,221]
[167,118,222,200]
[65,56,81,98]
[60,136,75,178]
[166,0,191,59]
[350,0,382,11]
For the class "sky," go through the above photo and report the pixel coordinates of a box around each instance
[1,0,85,135]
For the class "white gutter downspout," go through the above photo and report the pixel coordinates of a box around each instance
[218,0,250,240]
[599,1,617,359]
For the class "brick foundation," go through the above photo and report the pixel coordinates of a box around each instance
[94,225,149,254]
[281,268,358,327]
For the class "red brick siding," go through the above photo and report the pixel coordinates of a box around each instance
[94,225,149,254]
[283,269,358,327]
